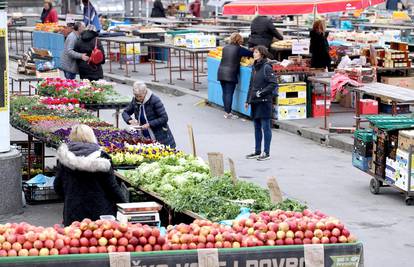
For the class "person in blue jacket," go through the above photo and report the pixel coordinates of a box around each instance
[217,33,253,119]
[82,0,102,32]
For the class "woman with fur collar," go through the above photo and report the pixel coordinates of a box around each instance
[54,124,128,226]
[122,82,176,148]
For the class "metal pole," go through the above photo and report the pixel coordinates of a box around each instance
[0,3,10,152]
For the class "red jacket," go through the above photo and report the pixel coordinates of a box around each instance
[43,8,58,23]
[190,1,201,17]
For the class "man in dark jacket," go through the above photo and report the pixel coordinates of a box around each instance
[54,126,128,226]
[248,16,283,49]
[74,25,105,81]
[151,0,166,17]
[122,82,176,148]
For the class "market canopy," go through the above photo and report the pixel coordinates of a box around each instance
[222,0,385,15]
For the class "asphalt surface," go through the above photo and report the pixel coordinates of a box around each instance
[4,82,414,267]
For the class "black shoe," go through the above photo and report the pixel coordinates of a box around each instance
[257,153,271,161]
[246,152,261,159]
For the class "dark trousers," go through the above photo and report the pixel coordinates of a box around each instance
[254,118,272,155]
[220,81,237,114]
[64,71,76,79]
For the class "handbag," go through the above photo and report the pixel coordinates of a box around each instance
[88,38,104,65]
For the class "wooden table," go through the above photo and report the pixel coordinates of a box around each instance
[9,61,41,95]
[99,36,158,77]
[147,43,212,91]
[347,82,414,129]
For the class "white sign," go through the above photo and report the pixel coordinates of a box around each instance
[292,40,310,55]
[65,14,76,24]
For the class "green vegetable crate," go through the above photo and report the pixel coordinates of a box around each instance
[0,243,364,267]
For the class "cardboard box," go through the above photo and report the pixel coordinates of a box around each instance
[120,43,141,55]
[381,76,414,89]
[278,91,306,106]
[275,105,306,120]
[359,99,378,115]
[278,82,306,93]
[339,93,353,108]
[398,130,414,151]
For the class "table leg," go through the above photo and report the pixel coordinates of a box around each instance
[324,84,327,130]
[192,53,196,91]
[97,109,100,118]
[178,50,184,80]
[11,78,14,94]
[200,53,205,73]
[195,53,200,84]
[133,43,137,73]
[8,29,11,50]
[168,48,173,85]
[355,92,361,130]
[119,42,124,70]
[108,41,113,74]
[31,32,33,47]
[20,31,24,53]
[115,108,120,128]
[15,30,18,53]
[19,81,22,95]
[28,134,32,179]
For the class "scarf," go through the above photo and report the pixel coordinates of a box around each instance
[137,89,156,141]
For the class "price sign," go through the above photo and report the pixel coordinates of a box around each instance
[292,40,310,55]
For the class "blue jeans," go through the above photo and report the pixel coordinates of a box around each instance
[254,118,272,155]
[64,71,76,79]
[220,81,236,114]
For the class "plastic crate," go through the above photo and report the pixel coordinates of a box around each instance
[22,184,61,204]
[380,103,410,114]
[354,138,373,157]
[207,56,220,82]
[354,129,374,143]
[11,140,44,180]
[352,152,372,172]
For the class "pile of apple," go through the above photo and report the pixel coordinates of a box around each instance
[166,209,357,249]
[0,219,166,257]
[0,210,357,257]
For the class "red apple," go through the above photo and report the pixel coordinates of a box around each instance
[109,237,117,246]
[98,237,107,247]
[59,247,69,255]
[44,239,54,250]
[33,240,43,250]
[143,244,153,252]
[331,228,341,237]
[314,229,323,239]
[139,236,147,245]
[89,237,98,247]
[148,236,157,245]
[206,242,215,249]
[284,238,294,245]
[117,246,126,252]
[18,249,29,257]
[0,250,8,257]
[49,248,59,255]
[93,229,102,239]
[98,246,107,253]
[275,239,284,246]
[8,249,17,257]
[342,228,350,237]
[286,230,294,239]
[303,238,312,244]
[88,246,98,254]
[83,230,93,239]
[338,235,348,243]
[329,236,338,244]
[311,237,320,244]
[103,230,114,239]
[294,231,304,239]
[294,238,303,245]
[107,245,117,253]
[347,234,357,243]
[29,248,39,256]
[278,222,289,232]
[39,248,49,256]
[69,247,80,254]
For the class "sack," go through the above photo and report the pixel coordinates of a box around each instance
[88,38,104,65]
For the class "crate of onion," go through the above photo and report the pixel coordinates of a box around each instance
[0,210,363,267]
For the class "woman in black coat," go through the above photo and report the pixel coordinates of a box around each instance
[74,25,105,81]
[218,33,253,119]
[151,0,166,17]
[122,83,176,148]
[309,20,331,70]
[245,46,278,161]
[54,125,127,226]
[248,16,283,49]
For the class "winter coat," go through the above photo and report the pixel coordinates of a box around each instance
[122,90,176,148]
[248,16,283,49]
[386,0,404,10]
[41,8,58,23]
[218,44,253,83]
[74,30,105,81]
[190,0,201,17]
[151,0,166,17]
[246,59,278,119]
[309,30,331,69]
[60,31,83,74]
[83,3,102,32]
[54,142,128,226]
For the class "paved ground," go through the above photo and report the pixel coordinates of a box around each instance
[3,81,414,267]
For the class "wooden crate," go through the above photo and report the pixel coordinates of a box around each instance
[398,130,414,151]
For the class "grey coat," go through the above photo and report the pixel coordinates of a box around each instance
[60,31,83,74]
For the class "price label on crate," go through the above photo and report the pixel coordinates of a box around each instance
[292,40,310,55]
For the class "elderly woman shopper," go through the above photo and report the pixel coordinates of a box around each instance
[218,32,253,119]
[60,22,89,79]
[122,82,176,148]
[245,46,278,161]
[54,124,128,226]
[74,25,105,81]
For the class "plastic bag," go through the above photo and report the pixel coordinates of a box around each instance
[338,55,352,69]
[219,207,251,226]
[25,174,55,187]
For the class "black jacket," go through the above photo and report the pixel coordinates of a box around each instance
[309,30,331,69]
[151,0,166,17]
[122,91,176,148]
[247,59,278,119]
[218,44,253,83]
[248,16,283,48]
[54,142,127,226]
[74,30,106,81]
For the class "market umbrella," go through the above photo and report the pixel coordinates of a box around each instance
[222,0,384,15]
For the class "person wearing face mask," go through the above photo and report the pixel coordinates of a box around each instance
[245,46,278,161]
[122,82,176,148]
[40,0,58,23]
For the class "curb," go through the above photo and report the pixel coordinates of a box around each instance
[104,71,353,153]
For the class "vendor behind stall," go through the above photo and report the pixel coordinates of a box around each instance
[309,19,331,70]
[151,0,166,17]
[54,124,128,226]
[248,16,283,49]
[40,0,58,23]
[122,82,176,148]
